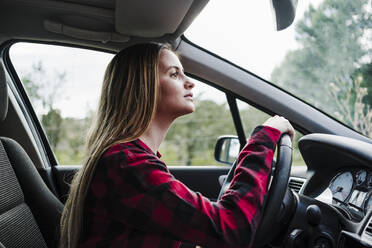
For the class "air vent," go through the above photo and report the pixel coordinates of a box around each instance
[288,177,305,193]
[364,218,372,238]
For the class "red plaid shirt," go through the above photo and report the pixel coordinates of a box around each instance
[78,126,281,248]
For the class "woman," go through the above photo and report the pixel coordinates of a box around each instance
[60,43,294,248]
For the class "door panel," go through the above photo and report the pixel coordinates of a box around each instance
[169,166,230,200]
[53,165,230,203]
[53,165,79,203]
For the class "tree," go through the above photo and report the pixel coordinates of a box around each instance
[22,64,41,102]
[239,105,269,135]
[56,111,94,165]
[21,61,66,152]
[352,63,372,105]
[162,97,236,166]
[330,64,372,137]
[22,61,66,109]
[271,0,372,111]
[41,108,62,149]
[21,61,97,164]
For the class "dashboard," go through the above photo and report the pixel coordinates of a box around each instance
[295,133,372,248]
[316,168,372,221]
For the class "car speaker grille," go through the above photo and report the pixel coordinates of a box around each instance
[288,177,305,193]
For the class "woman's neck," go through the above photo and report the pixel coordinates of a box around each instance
[139,115,174,154]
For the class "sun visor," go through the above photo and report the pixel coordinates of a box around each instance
[115,0,194,38]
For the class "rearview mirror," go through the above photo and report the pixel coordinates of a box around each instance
[270,0,298,31]
[214,136,240,165]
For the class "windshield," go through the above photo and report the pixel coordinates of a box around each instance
[185,0,372,138]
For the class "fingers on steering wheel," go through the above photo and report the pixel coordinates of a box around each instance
[287,121,295,141]
[279,116,295,141]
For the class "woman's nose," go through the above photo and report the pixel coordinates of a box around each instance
[185,76,195,89]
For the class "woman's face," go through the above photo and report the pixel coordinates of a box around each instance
[157,49,195,119]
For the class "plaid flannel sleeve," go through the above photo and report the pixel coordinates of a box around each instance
[102,125,281,247]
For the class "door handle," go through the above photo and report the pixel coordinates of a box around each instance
[218,175,227,187]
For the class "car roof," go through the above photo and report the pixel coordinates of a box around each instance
[0,0,208,51]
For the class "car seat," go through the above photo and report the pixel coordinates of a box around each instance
[0,62,63,248]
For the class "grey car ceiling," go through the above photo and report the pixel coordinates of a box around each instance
[0,0,208,51]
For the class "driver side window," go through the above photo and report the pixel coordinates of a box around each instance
[9,43,236,167]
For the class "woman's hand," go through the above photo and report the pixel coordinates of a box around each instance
[262,115,295,141]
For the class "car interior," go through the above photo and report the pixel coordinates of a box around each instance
[0,0,372,247]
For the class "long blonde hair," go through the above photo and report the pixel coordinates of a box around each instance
[59,43,172,248]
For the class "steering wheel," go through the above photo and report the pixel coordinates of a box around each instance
[218,134,292,246]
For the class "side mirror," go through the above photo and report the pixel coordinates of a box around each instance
[214,136,240,165]
[270,0,298,31]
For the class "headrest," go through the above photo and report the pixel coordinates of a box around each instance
[0,63,8,122]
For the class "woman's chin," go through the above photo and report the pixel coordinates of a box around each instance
[176,106,195,118]
[185,104,195,114]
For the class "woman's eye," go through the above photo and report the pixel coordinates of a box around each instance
[171,72,178,78]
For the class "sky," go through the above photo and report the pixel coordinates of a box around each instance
[10,45,113,117]
[9,0,323,118]
[185,0,323,80]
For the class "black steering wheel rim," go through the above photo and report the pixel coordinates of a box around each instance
[217,134,292,246]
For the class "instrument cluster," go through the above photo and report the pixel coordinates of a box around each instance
[322,168,372,220]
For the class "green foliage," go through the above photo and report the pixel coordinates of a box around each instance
[239,104,270,135]
[271,0,372,111]
[41,108,62,149]
[21,61,90,164]
[330,70,372,137]
[239,102,305,166]
[22,61,67,154]
[54,115,93,164]
[352,63,372,106]
[161,98,236,166]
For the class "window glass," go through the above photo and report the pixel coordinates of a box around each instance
[10,43,113,165]
[10,43,236,166]
[186,0,372,138]
[237,99,306,166]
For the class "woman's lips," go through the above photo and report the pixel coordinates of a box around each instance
[184,93,194,101]
[184,93,193,101]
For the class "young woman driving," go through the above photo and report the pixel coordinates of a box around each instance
[59,43,295,248]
